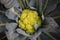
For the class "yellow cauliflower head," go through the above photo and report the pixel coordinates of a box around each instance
[18,9,42,34]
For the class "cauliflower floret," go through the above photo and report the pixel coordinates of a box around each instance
[19,20,26,30]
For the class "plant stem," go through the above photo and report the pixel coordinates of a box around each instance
[43,31,56,40]
[52,16,60,19]
[0,10,5,13]
[0,23,9,26]
[37,35,41,40]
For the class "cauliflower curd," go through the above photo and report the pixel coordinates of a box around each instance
[18,9,42,34]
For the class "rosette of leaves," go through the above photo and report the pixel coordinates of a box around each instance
[0,0,60,40]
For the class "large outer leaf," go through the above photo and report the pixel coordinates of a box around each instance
[44,0,60,15]
[0,0,19,8]
[5,7,19,22]
[42,17,60,33]
[5,23,27,40]
[29,0,60,16]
